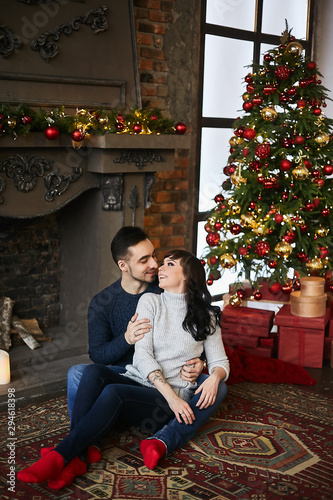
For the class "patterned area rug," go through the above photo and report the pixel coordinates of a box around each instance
[0,383,332,500]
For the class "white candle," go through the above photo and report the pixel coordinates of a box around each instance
[0,350,10,384]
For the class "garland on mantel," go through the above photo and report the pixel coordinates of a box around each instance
[0,103,187,143]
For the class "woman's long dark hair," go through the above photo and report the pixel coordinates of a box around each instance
[163,249,220,341]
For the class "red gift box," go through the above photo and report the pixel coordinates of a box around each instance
[277,326,325,368]
[221,305,275,329]
[274,304,330,329]
[244,346,273,358]
[221,320,271,338]
[222,331,259,348]
[328,321,333,338]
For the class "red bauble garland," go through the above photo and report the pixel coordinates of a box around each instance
[44,126,59,140]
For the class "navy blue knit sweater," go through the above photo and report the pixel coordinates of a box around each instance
[88,278,161,366]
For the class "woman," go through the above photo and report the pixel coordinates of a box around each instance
[18,250,229,487]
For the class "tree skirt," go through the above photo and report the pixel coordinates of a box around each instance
[1,383,332,500]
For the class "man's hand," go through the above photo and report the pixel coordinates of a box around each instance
[180,357,204,384]
[124,313,151,345]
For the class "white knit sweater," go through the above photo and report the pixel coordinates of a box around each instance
[124,291,230,401]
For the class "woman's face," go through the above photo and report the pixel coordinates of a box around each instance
[158,257,185,294]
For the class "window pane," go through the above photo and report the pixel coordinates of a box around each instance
[206,0,256,31]
[199,127,232,212]
[203,35,254,118]
[262,0,308,40]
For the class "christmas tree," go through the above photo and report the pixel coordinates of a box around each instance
[202,28,333,301]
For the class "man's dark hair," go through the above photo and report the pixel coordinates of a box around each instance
[111,226,149,264]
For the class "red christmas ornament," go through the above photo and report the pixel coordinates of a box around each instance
[243,128,256,140]
[214,221,223,231]
[268,259,277,269]
[293,279,301,291]
[246,84,255,93]
[311,169,321,179]
[71,129,85,142]
[253,291,262,301]
[238,247,248,256]
[313,107,321,116]
[175,122,187,134]
[206,279,213,286]
[252,95,263,106]
[297,251,309,262]
[264,54,272,62]
[288,87,297,97]
[313,197,320,208]
[297,99,307,109]
[274,213,283,223]
[319,247,329,258]
[282,138,293,148]
[245,73,253,83]
[236,289,246,299]
[243,147,249,157]
[307,61,316,70]
[206,232,220,246]
[150,114,158,121]
[275,65,291,80]
[282,283,292,294]
[116,122,125,131]
[300,224,309,233]
[294,135,305,145]
[21,115,32,125]
[200,259,205,266]
[280,159,292,171]
[323,164,333,176]
[255,143,271,159]
[44,126,59,140]
[263,84,275,95]
[117,114,124,122]
[214,193,224,203]
[234,126,245,137]
[208,255,218,265]
[230,224,242,235]
[254,241,270,257]
[269,282,282,295]
[243,101,253,112]
[133,123,142,134]
[305,202,314,211]
[284,230,296,243]
[304,159,312,169]
[249,160,262,171]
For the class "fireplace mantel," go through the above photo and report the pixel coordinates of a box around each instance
[0,133,190,220]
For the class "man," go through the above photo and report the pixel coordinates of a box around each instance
[67,226,204,418]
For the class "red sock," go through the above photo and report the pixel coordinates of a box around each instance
[48,456,87,490]
[17,451,64,483]
[140,439,166,470]
[41,445,101,464]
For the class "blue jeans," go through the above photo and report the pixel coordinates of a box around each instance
[61,364,227,462]
[67,364,125,420]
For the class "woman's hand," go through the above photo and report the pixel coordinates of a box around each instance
[167,394,195,425]
[194,367,226,409]
[124,313,151,345]
[180,357,204,384]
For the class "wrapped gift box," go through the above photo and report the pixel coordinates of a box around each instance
[222,331,259,348]
[244,346,273,358]
[277,326,325,368]
[221,305,275,330]
[274,305,330,329]
[221,321,271,338]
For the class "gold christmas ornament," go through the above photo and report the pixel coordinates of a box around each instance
[292,164,309,180]
[229,293,242,307]
[7,118,17,128]
[286,41,303,56]
[261,106,278,121]
[253,224,269,236]
[236,137,244,145]
[220,254,236,269]
[229,136,238,146]
[305,257,324,270]
[314,132,330,145]
[230,203,241,215]
[240,214,256,228]
[274,241,293,258]
[316,226,329,237]
[242,93,250,101]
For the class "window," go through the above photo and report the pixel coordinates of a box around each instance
[195,0,314,300]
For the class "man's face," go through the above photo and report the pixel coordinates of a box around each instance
[123,239,158,284]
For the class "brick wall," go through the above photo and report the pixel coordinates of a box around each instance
[133,0,191,261]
